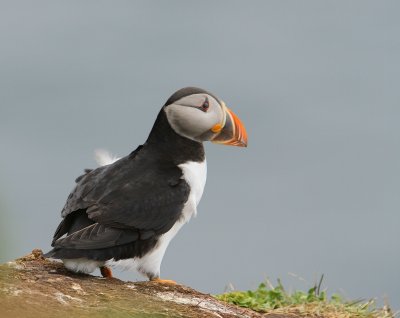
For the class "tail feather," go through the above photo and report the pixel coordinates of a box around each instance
[43,249,57,258]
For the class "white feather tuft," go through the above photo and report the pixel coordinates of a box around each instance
[94,149,120,166]
[63,258,104,274]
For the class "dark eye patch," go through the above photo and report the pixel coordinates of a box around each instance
[200,97,209,112]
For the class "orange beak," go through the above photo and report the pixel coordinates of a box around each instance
[211,106,248,147]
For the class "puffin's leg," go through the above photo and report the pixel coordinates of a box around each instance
[151,278,177,284]
[100,266,113,278]
[150,277,177,285]
[141,258,177,284]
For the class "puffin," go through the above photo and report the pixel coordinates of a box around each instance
[44,87,247,283]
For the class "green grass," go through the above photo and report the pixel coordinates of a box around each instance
[215,276,394,318]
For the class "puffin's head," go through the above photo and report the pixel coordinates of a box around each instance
[164,87,247,147]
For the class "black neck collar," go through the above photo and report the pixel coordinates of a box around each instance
[145,109,205,164]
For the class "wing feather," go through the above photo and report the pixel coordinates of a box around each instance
[57,146,190,242]
[54,223,139,249]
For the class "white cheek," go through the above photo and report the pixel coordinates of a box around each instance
[166,105,219,140]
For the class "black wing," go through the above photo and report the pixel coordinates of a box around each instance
[52,146,190,250]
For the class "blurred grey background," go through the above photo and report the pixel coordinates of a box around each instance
[1,0,399,309]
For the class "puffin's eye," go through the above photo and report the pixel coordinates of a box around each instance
[200,99,209,111]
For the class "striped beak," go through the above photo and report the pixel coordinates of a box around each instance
[211,105,248,147]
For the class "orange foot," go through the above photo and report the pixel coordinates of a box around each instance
[100,266,113,278]
[151,278,177,285]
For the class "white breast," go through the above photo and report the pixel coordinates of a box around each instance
[178,159,207,220]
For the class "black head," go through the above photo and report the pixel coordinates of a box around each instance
[164,87,221,107]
